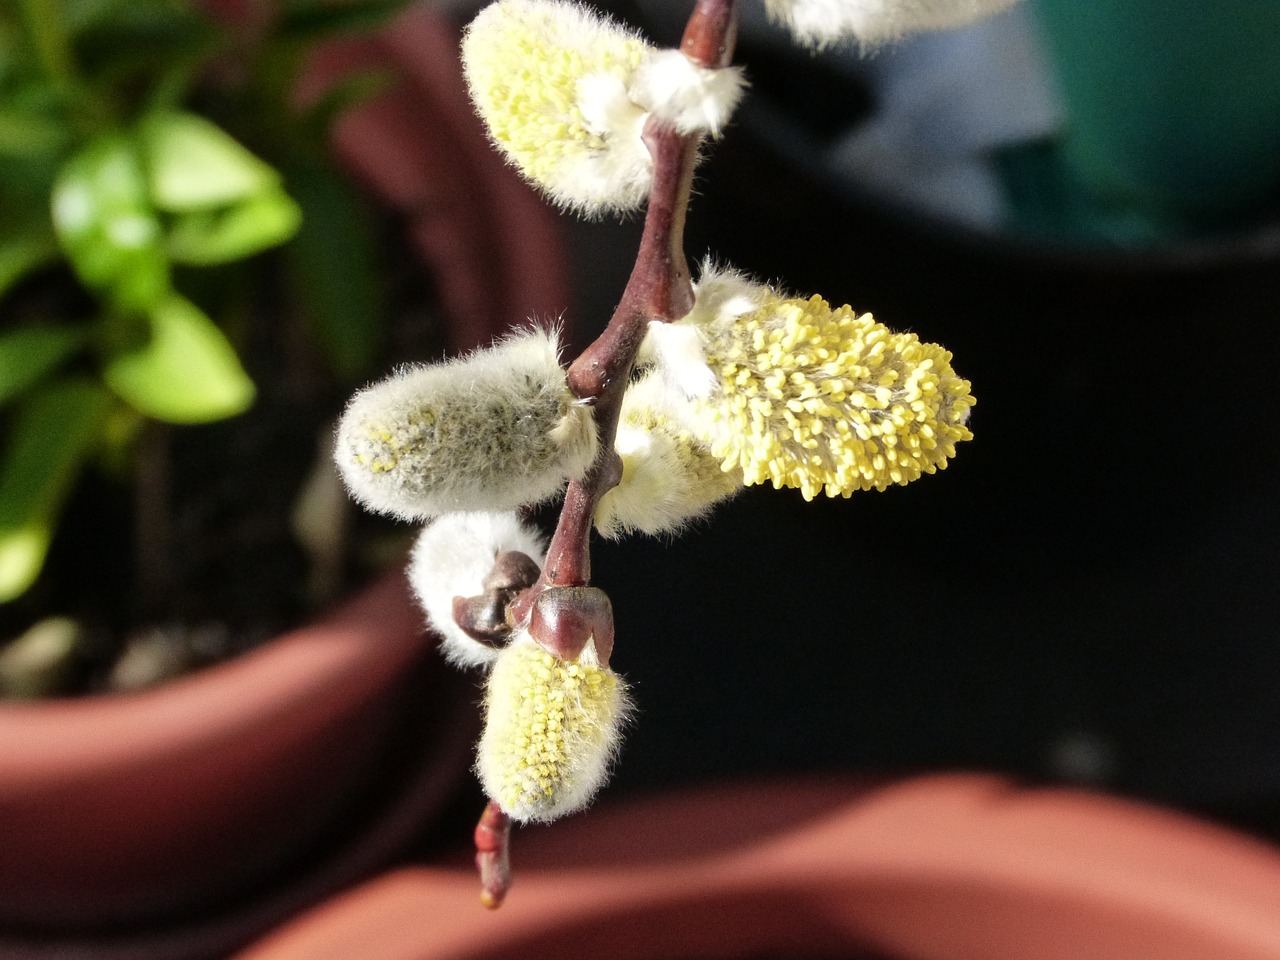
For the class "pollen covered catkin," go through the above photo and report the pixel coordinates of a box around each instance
[335,328,597,519]
[643,265,974,500]
[461,0,746,216]
[477,633,629,823]
[462,0,653,216]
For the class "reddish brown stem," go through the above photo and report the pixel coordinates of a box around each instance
[564,130,695,402]
[474,801,511,909]
[484,0,740,906]
[523,4,739,600]
[533,129,694,591]
[682,0,740,67]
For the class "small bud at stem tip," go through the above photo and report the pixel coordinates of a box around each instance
[475,801,512,909]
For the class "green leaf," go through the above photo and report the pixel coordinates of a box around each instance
[283,155,383,380]
[103,293,255,423]
[0,126,65,227]
[0,325,87,405]
[0,525,51,605]
[141,111,278,212]
[0,377,112,602]
[167,185,301,265]
[51,132,170,311]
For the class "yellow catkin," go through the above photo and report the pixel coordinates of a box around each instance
[477,638,627,823]
[461,0,651,213]
[697,291,974,499]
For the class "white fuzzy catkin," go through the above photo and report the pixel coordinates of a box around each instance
[630,49,747,137]
[462,0,654,216]
[596,376,741,539]
[476,631,629,823]
[764,0,1023,48]
[462,0,746,216]
[407,512,547,669]
[335,328,598,520]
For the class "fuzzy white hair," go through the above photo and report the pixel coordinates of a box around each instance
[639,262,767,401]
[630,50,747,137]
[407,511,546,669]
[335,327,598,520]
[595,375,741,539]
[476,630,631,823]
[462,0,655,218]
[570,71,653,215]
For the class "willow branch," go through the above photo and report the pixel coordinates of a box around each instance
[480,0,740,907]
[525,0,740,599]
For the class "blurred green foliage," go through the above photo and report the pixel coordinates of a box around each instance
[0,0,404,602]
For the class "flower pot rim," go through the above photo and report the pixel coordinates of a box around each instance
[0,571,429,778]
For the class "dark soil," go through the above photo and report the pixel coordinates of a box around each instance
[0,221,445,698]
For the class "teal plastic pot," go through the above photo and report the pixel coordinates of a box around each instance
[1031,0,1280,240]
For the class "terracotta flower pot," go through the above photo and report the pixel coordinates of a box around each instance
[0,10,569,956]
[235,774,1280,960]
[0,573,478,957]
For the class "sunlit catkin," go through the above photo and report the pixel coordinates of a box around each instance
[476,632,629,823]
[643,265,974,500]
[462,0,653,216]
[335,328,597,519]
[461,1,746,217]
